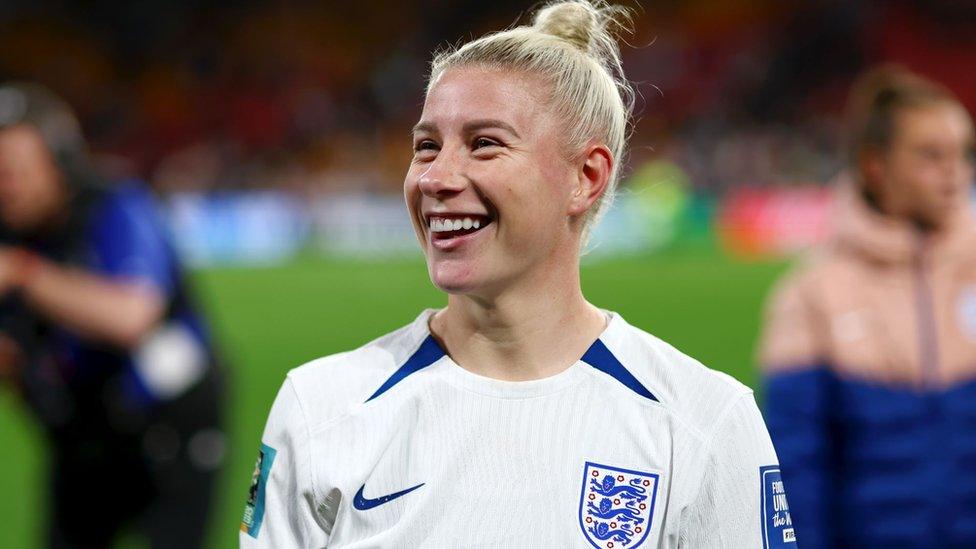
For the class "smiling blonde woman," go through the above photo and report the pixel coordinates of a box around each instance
[243,2,792,547]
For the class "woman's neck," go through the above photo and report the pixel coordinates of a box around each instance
[430,268,608,382]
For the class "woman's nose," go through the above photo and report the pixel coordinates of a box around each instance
[417,149,467,197]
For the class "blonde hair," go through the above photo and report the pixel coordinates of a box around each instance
[428,0,635,235]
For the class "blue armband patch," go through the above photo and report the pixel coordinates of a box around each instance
[241,443,277,538]
[760,465,796,548]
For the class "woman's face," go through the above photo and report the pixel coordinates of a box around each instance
[0,124,64,233]
[870,102,975,229]
[404,67,581,296]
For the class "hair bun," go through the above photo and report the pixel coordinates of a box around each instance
[534,1,598,52]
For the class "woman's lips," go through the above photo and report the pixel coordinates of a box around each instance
[427,214,493,250]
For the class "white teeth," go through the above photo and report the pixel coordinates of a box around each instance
[428,217,487,232]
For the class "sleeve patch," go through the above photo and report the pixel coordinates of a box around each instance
[241,443,277,538]
[760,465,797,548]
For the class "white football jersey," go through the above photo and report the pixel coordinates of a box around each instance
[240,310,796,548]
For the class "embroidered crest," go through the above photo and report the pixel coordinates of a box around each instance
[760,465,797,548]
[578,462,659,549]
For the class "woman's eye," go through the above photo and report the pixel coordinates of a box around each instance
[473,137,500,149]
[414,140,438,153]
[918,147,943,162]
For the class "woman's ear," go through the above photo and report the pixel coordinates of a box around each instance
[569,143,613,217]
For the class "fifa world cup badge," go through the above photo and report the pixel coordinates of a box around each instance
[579,462,660,549]
[241,443,277,538]
[760,465,797,548]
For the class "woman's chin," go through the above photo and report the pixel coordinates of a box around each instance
[430,274,479,295]
[428,261,484,295]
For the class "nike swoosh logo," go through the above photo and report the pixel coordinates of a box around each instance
[353,482,425,511]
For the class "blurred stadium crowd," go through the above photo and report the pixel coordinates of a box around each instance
[2,0,974,200]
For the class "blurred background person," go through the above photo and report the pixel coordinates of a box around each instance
[0,83,225,548]
[759,66,976,547]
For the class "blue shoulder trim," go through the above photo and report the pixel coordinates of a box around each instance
[365,335,446,403]
[582,339,658,402]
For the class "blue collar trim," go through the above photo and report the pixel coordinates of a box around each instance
[581,339,658,402]
[365,335,446,403]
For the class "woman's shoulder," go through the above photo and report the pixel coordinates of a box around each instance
[279,310,436,426]
[604,314,755,441]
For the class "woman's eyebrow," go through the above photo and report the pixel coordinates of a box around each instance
[462,119,521,138]
[411,121,438,136]
[412,119,521,138]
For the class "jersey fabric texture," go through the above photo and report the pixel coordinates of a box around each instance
[243,310,792,548]
[759,179,976,547]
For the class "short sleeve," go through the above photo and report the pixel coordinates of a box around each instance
[240,377,330,548]
[87,187,176,297]
[679,394,798,548]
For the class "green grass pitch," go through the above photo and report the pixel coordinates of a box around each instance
[0,251,788,548]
